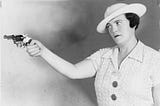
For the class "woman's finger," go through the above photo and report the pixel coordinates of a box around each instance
[27,44,40,50]
[27,47,40,53]
[29,50,41,57]
[34,52,41,57]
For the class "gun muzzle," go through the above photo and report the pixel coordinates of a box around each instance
[3,35,24,41]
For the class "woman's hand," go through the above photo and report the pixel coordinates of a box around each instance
[26,40,45,57]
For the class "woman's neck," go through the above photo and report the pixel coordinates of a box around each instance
[118,37,138,56]
[117,36,138,69]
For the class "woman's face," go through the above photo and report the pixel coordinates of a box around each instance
[106,14,135,45]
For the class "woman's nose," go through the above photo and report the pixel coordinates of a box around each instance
[112,24,118,33]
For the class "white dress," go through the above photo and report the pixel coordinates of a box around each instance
[87,41,160,106]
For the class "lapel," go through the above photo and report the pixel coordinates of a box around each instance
[101,41,144,70]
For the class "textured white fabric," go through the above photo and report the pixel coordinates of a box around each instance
[87,41,160,106]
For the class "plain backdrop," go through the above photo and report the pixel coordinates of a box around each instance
[1,0,160,106]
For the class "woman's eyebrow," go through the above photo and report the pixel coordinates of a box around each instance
[114,19,122,23]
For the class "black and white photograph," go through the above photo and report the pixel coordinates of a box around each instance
[1,0,160,106]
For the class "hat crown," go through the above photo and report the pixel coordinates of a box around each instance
[105,3,128,18]
[97,3,146,33]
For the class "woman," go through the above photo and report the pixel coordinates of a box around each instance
[26,3,160,106]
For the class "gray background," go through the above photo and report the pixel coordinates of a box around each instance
[1,0,160,106]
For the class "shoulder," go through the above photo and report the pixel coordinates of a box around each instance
[87,47,114,60]
[99,47,112,55]
[143,44,160,67]
[144,44,160,60]
[96,46,116,58]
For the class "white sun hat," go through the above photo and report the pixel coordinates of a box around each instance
[97,3,147,33]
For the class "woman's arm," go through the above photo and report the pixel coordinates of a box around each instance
[153,84,160,106]
[26,40,96,79]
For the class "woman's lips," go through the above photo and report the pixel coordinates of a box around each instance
[114,34,121,38]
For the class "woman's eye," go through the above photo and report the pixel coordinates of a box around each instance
[116,21,121,25]
[106,24,111,29]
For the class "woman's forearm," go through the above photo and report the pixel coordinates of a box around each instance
[26,40,95,79]
[41,47,80,79]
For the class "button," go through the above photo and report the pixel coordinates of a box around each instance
[111,94,117,101]
[112,81,118,87]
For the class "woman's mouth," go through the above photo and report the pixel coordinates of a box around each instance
[114,34,121,38]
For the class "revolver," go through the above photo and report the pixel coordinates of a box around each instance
[3,34,32,47]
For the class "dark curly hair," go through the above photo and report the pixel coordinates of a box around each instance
[125,13,140,30]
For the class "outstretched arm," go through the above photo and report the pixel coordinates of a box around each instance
[26,40,96,79]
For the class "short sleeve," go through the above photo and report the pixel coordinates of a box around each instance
[86,48,111,71]
[151,55,160,87]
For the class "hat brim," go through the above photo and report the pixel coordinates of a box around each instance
[97,3,147,33]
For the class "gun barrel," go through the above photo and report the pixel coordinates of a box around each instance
[3,35,24,41]
[3,35,14,40]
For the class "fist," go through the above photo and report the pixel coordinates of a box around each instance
[26,40,44,57]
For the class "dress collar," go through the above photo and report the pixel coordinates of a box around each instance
[102,41,144,63]
[127,41,144,63]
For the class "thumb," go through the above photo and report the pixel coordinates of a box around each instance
[29,40,44,49]
[29,39,38,45]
